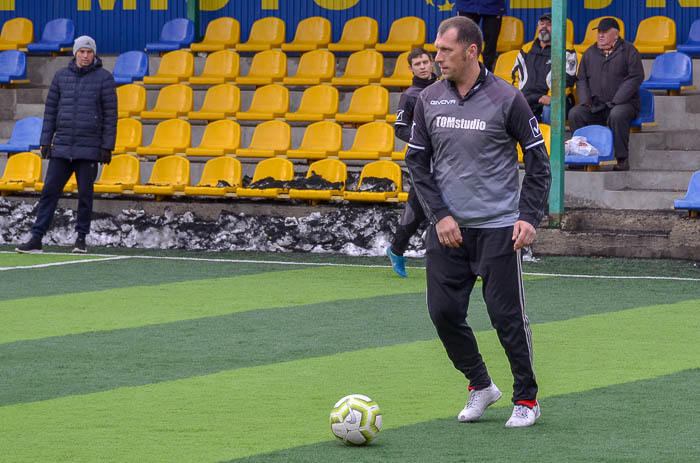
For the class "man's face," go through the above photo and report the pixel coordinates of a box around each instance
[434,28,475,82]
[597,28,619,49]
[409,53,433,80]
[75,48,95,68]
[537,19,552,43]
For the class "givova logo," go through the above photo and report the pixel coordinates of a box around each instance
[430,99,457,105]
[435,116,486,130]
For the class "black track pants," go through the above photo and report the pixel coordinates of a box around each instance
[425,225,538,402]
[391,188,426,255]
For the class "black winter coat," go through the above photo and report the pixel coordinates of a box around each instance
[40,57,117,162]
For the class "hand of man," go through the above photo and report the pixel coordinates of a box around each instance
[99,149,112,165]
[40,145,51,159]
[538,95,551,105]
[512,220,536,251]
[436,216,462,248]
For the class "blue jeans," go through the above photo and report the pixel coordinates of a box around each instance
[540,104,551,125]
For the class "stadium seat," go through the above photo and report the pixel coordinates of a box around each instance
[235,17,285,52]
[236,84,289,120]
[331,49,383,86]
[338,121,394,160]
[0,151,41,194]
[496,16,524,53]
[188,50,239,85]
[633,16,676,55]
[335,85,389,123]
[113,51,149,85]
[113,118,142,154]
[235,49,286,86]
[184,156,242,197]
[0,18,33,51]
[284,84,338,122]
[517,123,550,163]
[289,159,347,201]
[142,49,194,84]
[286,121,342,160]
[391,144,407,161]
[375,17,425,53]
[574,16,625,54]
[0,116,42,153]
[673,170,700,216]
[145,18,194,53]
[235,120,291,158]
[281,16,331,52]
[136,119,191,156]
[0,50,29,85]
[343,160,402,202]
[565,124,615,170]
[140,83,193,119]
[117,83,147,118]
[235,157,294,198]
[93,154,140,194]
[380,51,413,88]
[185,120,240,156]
[187,84,240,120]
[26,18,74,54]
[132,155,190,198]
[190,17,240,52]
[630,89,658,133]
[282,49,335,85]
[641,51,695,95]
[386,113,397,123]
[494,50,519,85]
[677,19,700,57]
[328,16,378,52]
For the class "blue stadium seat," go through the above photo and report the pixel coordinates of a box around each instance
[0,116,42,153]
[0,50,28,84]
[113,50,149,84]
[565,125,614,167]
[26,18,74,54]
[674,171,700,215]
[677,19,700,57]
[145,18,194,53]
[629,89,657,131]
[640,52,695,94]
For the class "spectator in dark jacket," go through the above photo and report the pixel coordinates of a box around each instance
[16,35,117,254]
[456,0,506,72]
[568,18,644,171]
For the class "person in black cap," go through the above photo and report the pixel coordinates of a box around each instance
[568,17,644,171]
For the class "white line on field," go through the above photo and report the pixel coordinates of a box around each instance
[0,255,131,271]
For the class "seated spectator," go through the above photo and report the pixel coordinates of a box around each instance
[568,17,644,171]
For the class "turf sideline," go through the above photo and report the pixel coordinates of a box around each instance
[0,255,130,271]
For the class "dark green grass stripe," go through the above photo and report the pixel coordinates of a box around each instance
[3,277,698,406]
[231,369,700,463]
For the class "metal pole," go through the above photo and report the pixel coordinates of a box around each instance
[187,0,201,42]
[549,0,567,226]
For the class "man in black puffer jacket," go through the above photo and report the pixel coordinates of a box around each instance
[16,35,117,254]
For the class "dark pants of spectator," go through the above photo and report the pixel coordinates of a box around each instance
[391,188,426,255]
[32,158,98,239]
[568,103,638,160]
[425,225,538,402]
[458,12,502,72]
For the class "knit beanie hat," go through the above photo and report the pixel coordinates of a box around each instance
[73,35,97,56]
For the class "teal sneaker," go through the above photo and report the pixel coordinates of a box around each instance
[386,246,407,278]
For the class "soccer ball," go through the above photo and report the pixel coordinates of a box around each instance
[329,394,383,446]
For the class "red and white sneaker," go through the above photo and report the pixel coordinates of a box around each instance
[457,382,502,422]
[505,402,540,428]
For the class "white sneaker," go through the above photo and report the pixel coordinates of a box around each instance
[505,403,541,428]
[457,382,502,422]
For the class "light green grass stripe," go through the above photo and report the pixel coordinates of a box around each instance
[2,300,698,462]
[0,252,102,268]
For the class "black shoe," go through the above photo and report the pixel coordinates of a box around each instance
[612,158,630,171]
[16,236,43,254]
[72,235,87,254]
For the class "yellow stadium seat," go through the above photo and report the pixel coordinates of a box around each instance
[235,120,291,158]
[338,121,394,160]
[235,157,294,198]
[142,49,194,85]
[0,152,41,194]
[286,121,342,160]
[188,50,239,85]
[375,17,425,53]
[236,84,289,120]
[284,84,338,122]
[282,49,335,85]
[235,49,286,86]
[391,144,407,161]
[289,159,347,201]
[236,17,285,52]
[331,49,383,86]
[496,16,524,53]
[517,123,551,163]
[140,83,193,119]
[380,51,413,87]
[343,160,402,202]
[187,84,240,120]
[136,119,191,157]
[132,155,190,198]
[0,18,33,51]
[633,16,676,54]
[494,50,519,85]
[574,16,625,54]
[424,43,437,53]
[117,84,147,118]
[282,17,331,52]
[328,16,378,52]
[185,120,240,157]
[335,85,389,123]
[113,118,142,154]
[386,113,396,123]
[190,17,240,52]
[184,156,242,197]
[94,154,140,194]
